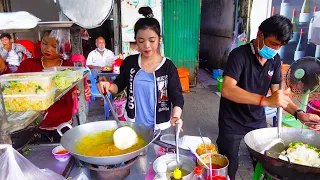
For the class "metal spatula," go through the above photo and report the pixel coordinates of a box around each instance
[261,83,286,154]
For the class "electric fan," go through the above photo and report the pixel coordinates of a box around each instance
[285,57,320,111]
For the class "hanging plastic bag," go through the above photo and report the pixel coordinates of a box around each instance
[70,172,89,180]
[229,18,246,52]
[0,144,65,180]
[114,90,127,121]
[50,29,72,60]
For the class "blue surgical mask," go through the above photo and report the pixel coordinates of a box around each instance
[258,37,279,59]
[97,48,106,52]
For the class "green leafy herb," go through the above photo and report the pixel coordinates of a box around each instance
[35,85,44,93]
[23,148,31,156]
[60,68,73,72]
[1,84,9,92]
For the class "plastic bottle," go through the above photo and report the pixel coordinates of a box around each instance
[294,28,305,61]
[172,168,182,180]
[307,7,318,44]
[280,0,290,18]
[290,8,298,42]
[299,0,310,23]
[192,166,204,180]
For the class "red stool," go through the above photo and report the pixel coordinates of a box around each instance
[15,40,36,59]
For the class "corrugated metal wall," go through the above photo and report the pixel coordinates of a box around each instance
[163,0,201,86]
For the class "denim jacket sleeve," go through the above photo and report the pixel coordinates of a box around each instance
[0,47,9,60]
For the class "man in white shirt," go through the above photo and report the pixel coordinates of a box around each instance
[87,37,115,78]
[0,33,32,72]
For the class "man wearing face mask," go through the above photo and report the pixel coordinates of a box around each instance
[86,36,115,78]
[216,15,320,180]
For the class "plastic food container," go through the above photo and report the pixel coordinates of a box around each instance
[52,145,71,162]
[0,72,56,95]
[196,143,218,156]
[197,153,229,180]
[3,88,56,112]
[43,66,84,89]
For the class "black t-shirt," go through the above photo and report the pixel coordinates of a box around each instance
[218,41,282,135]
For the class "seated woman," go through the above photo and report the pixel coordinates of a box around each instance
[0,31,90,142]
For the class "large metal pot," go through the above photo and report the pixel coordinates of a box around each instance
[244,127,320,180]
[153,154,196,180]
[198,153,229,179]
[57,121,160,166]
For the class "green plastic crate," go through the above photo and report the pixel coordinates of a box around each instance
[282,114,307,128]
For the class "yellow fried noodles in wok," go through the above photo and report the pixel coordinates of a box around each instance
[76,129,145,156]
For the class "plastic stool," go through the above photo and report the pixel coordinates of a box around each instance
[252,163,272,180]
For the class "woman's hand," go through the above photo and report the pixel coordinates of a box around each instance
[84,86,91,99]
[170,117,183,132]
[97,81,111,95]
[72,86,91,100]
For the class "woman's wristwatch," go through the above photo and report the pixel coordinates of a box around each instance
[294,109,305,120]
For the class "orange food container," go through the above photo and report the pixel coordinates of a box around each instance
[177,67,190,92]
[196,143,218,156]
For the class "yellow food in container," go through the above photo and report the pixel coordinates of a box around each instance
[3,88,56,112]
[43,66,84,90]
[0,72,56,95]
[196,143,218,156]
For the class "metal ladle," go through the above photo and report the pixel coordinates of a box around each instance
[167,123,183,171]
[103,94,138,150]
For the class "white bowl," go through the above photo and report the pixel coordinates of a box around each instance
[52,145,71,162]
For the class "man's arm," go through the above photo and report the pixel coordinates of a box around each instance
[222,76,290,107]
[270,84,298,114]
[24,48,32,58]
[0,48,9,60]
[87,65,101,69]
[270,84,320,127]
[86,52,101,69]
[222,76,264,105]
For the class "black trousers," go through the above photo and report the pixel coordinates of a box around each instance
[216,133,257,180]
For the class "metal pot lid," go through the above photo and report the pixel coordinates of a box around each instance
[57,0,113,29]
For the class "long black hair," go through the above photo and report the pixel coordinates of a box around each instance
[134,7,161,39]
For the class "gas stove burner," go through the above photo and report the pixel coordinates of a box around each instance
[82,157,138,180]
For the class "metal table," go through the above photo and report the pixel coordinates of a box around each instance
[24,143,193,180]
[97,72,120,78]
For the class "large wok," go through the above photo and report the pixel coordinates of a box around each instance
[244,127,320,180]
[57,121,160,166]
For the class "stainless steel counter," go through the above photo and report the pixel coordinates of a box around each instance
[67,145,158,180]
[24,143,193,180]
[24,144,72,176]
